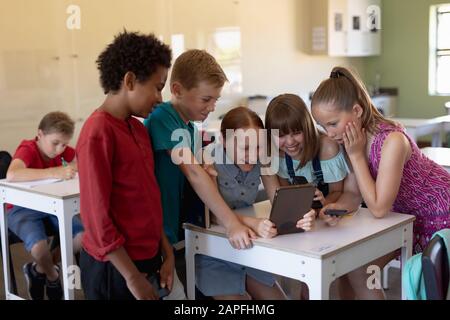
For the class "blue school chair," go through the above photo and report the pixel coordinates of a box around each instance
[403,230,450,300]
[422,234,449,300]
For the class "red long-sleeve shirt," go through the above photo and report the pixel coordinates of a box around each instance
[76,110,162,261]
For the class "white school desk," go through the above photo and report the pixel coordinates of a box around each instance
[421,147,450,173]
[184,200,415,300]
[394,115,450,147]
[0,178,79,300]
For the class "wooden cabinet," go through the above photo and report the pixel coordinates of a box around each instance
[309,0,381,57]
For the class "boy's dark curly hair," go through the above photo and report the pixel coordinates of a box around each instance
[97,30,172,94]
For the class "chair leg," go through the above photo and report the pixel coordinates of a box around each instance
[75,251,80,266]
[9,249,18,295]
[382,259,401,290]
[382,264,390,289]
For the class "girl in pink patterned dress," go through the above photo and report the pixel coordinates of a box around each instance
[311,66,450,299]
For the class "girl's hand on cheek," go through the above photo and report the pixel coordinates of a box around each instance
[343,122,366,159]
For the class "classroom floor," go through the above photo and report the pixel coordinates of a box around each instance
[0,242,85,300]
[0,246,401,300]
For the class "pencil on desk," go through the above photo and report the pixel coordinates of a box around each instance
[61,157,68,167]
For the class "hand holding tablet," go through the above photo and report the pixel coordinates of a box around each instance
[270,184,316,235]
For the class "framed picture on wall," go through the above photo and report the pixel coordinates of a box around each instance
[335,13,343,31]
[352,16,360,30]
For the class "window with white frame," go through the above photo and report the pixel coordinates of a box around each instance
[208,27,242,96]
[429,4,450,95]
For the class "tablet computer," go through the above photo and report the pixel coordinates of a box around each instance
[269,184,315,235]
[291,175,322,209]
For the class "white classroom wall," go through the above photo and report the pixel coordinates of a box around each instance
[0,0,365,154]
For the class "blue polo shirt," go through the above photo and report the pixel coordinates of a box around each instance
[144,102,200,244]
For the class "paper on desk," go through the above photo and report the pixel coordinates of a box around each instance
[2,178,63,188]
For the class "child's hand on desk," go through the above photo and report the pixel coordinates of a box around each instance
[226,221,257,250]
[296,209,316,231]
[318,203,343,227]
[126,272,159,300]
[255,218,277,239]
[51,166,77,180]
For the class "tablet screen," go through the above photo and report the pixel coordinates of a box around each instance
[270,184,315,235]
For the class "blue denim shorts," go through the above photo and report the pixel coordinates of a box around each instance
[7,205,84,252]
[195,254,276,296]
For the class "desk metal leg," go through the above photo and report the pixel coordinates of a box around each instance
[0,200,12,299]
[185,229,196,300]
[401,222,413,300]
[58,201,75,300]
[306,273,333,300]
[302,257,335,300]
[431,131,443,147]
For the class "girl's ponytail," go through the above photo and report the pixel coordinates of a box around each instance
[312,66,398,133]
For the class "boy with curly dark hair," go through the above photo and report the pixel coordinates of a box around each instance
[76,30,173,300]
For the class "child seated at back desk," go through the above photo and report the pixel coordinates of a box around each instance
[6,111,83,300]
